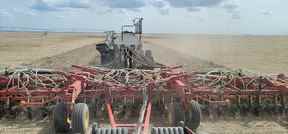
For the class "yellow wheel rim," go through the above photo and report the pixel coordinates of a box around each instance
[67,117,71,124]
[83,111,89,130]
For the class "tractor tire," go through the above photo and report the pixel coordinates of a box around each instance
[53,103,70,133]
[151,127,184,134]
[145,50,154,63]
[168,102,185,127]
[0,101,5,118]
[72,103,90,134]
[185,100,201,131]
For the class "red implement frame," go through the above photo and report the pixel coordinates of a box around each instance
[1,65,288,134]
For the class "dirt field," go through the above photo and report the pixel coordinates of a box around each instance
[0,32,288,134]
[145,34,288,74]
[0,32,103,68]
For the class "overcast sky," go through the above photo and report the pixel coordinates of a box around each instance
[0,0,287,35]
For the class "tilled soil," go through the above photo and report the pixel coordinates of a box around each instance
[29,44,100,70]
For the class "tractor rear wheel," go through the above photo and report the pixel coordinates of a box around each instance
[53,102,70,133]
[72,103,89,134]
[185,100,201,131]
[145,50,154,63]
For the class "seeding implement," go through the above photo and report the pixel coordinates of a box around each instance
[0,65,201,134]
[1,18,288,134]
[1,65,288,134]
[188,70,288,116]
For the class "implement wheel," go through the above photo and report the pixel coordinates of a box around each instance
[151,127,184,134]
[185,100,201,131]
[92,128,128,134]
[53,103,70,133]
[72,103,89,134]
[168,102,185,126]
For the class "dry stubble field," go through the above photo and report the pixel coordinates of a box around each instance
[0,32,288,134]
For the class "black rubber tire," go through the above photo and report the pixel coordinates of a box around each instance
[145,50,154,63]
[93,128,128,134]
[185,100,201,131]
[0,101,5,118]
[151,127,184,134]
[96,43,114,65]
[53,103,70,133]
[168,102,185,126]
[72,103,90,134]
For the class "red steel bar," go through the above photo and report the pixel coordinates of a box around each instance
[69,80,84,103]
[106,103,117,128]
[143,101,152,134]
